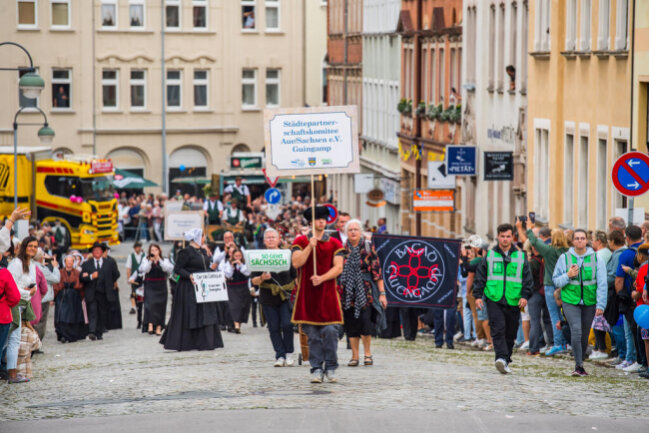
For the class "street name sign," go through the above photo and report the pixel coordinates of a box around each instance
[446,145,477,175]
[611,152,649,197]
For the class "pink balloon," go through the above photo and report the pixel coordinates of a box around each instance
[76,197,83,203]
[69,195,76,201]
[114,193,120,199]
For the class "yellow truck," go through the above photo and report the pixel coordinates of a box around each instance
[0,147,119,250]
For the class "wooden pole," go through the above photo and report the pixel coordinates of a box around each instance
[311,174,317,276]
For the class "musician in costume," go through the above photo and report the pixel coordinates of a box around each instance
[291,206,344,383]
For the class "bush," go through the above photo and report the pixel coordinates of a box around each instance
[397,98,413,116]
[426,103,443,121]
[415,101,427,117]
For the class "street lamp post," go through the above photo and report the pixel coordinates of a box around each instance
[13,107,55,207]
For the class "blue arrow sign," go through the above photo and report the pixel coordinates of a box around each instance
[264,187,281,205]
[612,152,649,197]
[446,145,477,175]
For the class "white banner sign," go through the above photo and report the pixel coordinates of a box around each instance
[379,177,400,205]
[244,249,292,272]
[354,173,374,194]
[193,271,228,303]
[264,106,360,177]
[164,211,204,241]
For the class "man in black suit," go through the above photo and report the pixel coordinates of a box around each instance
[80,242,121,340]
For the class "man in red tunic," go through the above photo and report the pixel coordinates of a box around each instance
[292,206,344,383]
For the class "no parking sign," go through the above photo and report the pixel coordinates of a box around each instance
[612,152,649,197]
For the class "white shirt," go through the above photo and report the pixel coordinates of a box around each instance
[203,200,224,213]
[223,207,245,223]
[134,257,174,282]
[224,183,250,198]
[211,246,246,266]
[8,258,36,301]
[219,260,251,278]
[125,251,145,270]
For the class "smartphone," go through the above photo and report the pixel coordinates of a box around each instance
[27,283,36,289]
[518,215,527,223]
[529,212,536,224]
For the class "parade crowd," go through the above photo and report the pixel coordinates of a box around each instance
[1,177,649,385]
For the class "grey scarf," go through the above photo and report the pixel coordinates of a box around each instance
[340,243,367,318]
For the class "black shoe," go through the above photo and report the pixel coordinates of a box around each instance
[253,323,258,328]
[640,370,649,379]
[435,345,443,348]
[97,335,103,340]
[88,333,97,341]
[227,328,235,333]
[136,323,141,329]
[129,308,136,315]
[446,344,455,350]
[235,328,241,334]
[0,370,7,381]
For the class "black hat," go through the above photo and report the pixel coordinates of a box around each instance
[90,242,107,252]
[303,206,329,222]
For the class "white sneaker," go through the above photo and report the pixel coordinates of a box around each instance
[519,340,529,350]
[616,360,632,370]
[284,356,295,367]
[589,351,609,360]
[623,361,643,373]
[274,357,286,367]
[495,358,510,374]
[453,332,464,342]
[472,338,485,347]
[539,345,550,353]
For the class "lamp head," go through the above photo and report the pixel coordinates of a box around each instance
[37,125,55,144]
[19,72,45,99]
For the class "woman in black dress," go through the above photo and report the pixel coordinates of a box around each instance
[139,244,174,336]
[219,248,251,334]
[159,229,223,351]
[53,255,88,343]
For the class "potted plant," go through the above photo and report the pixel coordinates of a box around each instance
[440,104,454,123]
[415,101,427,118]
[449,104,462,124]
[426,103,443,121]
[397,98,413,116]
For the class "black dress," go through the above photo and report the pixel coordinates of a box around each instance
[159,246,224,351]
[142,261,169,332]
[54,270,88,342]
[226,265,251,323]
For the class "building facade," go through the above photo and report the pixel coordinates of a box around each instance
[1,0,322,195]
[397,0,463,237]
[527,0,631,230]
[461,0,529,239]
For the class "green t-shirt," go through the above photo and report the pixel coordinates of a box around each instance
[526,229,568,287]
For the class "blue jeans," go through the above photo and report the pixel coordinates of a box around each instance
[137,222,149,241]
[544,286,566,346]
[623,316,636,362]
[528,291,553,352]
[262,302,294,360]
[462,298,476,340]
[303,324,339,373]
[0,323,10,372]
[612,322,626,359]
[433,308,456,347]
[6,320,21,370]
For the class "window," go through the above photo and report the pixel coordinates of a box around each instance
[564,133,574,224]
[488,5,495,89]
[615,0,628,50]
[130,0,145,29]
[51,0,70,28]
[242,0,256,30]
[102,69,119,110]
[534,123,550,220]
[166,0,180,30]
[193,70,208,108]
[510,3,518,72]
[130,70,146,109]
[101,0,117,29]
[578,134,589,227]
[450,48,457,96]
[613,139,628,211]
[265,0,280,31]
[498,4,505,91]
[597,0,610,50]
[520,1,528,91]
[438,48,445,104]
[17,0,37,28]
[242,69,257,108]
[52,69,71,109]
[421,49,427,103]
[565,0,577,50]
[579,0,592,51]
[193,0,207,29]
[19,68,39,109]
[597,136,608,229]
[166,70,182,109]
[265,68,280,107]
[534,0,551,51]
[429,49,435,103]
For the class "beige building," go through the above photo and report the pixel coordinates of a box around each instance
[0,0,326,194]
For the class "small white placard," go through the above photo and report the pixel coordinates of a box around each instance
[164,211,205,241]
[193,271,228,303]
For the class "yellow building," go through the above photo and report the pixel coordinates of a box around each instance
[528,0,632,230]
[632,1,648,152]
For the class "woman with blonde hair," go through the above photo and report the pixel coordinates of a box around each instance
[516,219,570,356]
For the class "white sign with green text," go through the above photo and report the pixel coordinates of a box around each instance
[244,249,292,272]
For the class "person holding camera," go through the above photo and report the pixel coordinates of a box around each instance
[219,248,251,334]
[32,249,60,342]
[138,244,173,336]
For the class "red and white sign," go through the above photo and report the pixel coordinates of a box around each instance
[91,160,114,174]
[323,203,338,224]
[611,152,649,197]
[413,190,454,212]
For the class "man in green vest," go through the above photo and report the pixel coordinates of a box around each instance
[473,223,534,374]
[552,229,608,377]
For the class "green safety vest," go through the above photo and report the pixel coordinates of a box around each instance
[207,201,221,224]
[485,249,525,306]
[561,252,597,306]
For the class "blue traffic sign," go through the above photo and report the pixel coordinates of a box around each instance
[446,145,477,175]
[612,152,649,197]
[264,187,281,204]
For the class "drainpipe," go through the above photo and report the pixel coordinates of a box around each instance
[92,0,96,155]
[415,0,423,236]
[161,0,168,195]
[628,0,636,223]
[343,0,348,105]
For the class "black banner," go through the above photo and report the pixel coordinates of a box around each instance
[372,234,461,309]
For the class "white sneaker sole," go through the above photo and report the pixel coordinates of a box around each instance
[495,360,508,374]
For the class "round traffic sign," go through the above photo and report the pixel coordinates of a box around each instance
[611,152,649,197]
[323,204,338,224]
[264,188,281,204]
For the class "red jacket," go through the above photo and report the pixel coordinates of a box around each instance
[0,268,20,324]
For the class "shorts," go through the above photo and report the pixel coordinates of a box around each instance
[343,306,373,337]
[641,328,649,340]
[521,305,530,321]
[476,298,489,321]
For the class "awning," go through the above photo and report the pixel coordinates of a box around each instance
[171,177,212,185]
[113,169,158,189]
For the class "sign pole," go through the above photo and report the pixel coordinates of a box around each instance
[311,174,317,276]
[629,197,634,225]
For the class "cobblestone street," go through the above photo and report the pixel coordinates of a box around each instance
[1,243,648,432]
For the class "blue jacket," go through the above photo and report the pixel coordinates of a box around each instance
[552,247,608,311]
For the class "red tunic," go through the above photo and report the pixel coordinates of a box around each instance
[291,234,345,325]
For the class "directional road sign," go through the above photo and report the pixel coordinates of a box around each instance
[264,187,281,204]
[612,152,649,197]
[446,145,477,175]
[427,161,456,189]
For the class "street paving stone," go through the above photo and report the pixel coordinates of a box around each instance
[1,242,648,422]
